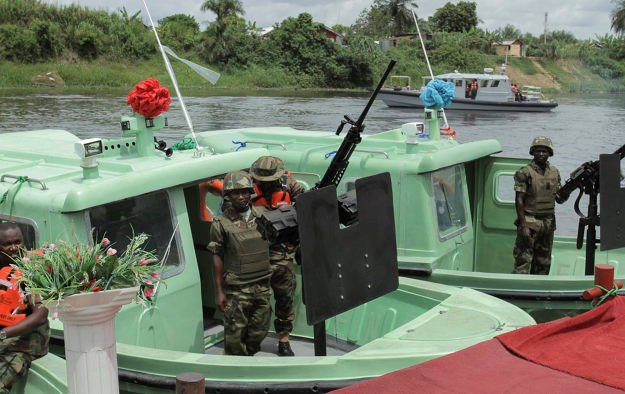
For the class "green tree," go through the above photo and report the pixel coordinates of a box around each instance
[352,0,418,38]
[200,0,246,64]
[494,24,522,40]
[430,1,478,33]
[259,13,347,87]
[611,0,625,36]
[158,14,201,52]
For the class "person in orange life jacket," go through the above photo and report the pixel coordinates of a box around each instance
[249,156,304,357]
[511,84,520,102]
[0,223,49,392]
[470,79,478,100]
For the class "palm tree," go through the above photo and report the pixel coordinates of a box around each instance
[201,0,244,21]
[387,0,418,36]
[611,0,625,36]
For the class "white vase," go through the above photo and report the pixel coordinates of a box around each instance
[54,287,139,394]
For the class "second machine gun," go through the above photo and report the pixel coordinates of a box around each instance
[555,142,625,274]
[256,59,397,244]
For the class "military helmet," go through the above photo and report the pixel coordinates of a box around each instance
[250,156,286,181]
[529,136,554,156]
[222,171,254,194]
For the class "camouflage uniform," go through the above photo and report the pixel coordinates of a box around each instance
[513,160,561,275]
[250,156,303,342]
[0,307,49,393]
[207,171,272,356]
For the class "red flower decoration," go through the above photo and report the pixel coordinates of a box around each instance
[126,78,171,118]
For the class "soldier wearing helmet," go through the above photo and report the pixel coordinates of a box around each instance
[206,171,272,356]
[512,136,561,275]
[249,156,304,357]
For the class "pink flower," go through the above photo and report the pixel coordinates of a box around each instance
[52,311,58,320]
[101,238,110,246]
[145,279,153,285]
[49,243,56,250]
[144,288,155,297]
[151,272,159,279]
[106,248,117,256]
[92,286,103,292]
[139,258,148,266]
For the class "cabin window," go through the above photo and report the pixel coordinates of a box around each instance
[88,191,181,272]
[0,219,37,249]
[480,80,488,88]
[455,80,462,87]
[495,174,515,202]
[430,166,467,240]
[491,81,500,87]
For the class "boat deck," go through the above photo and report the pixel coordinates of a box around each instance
[203,318,352,357]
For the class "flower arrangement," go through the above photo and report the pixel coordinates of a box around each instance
[126,78,171,118]
[11,233,163,309]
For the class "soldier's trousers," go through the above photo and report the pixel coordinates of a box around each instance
[270,260,296,339]
[223,281,271,356]
[513,215,555,275]
[0,351,31,393]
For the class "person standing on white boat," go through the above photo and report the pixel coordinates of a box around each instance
[512,137,561,275]
[207,172,272,356]
[0,223,49,392]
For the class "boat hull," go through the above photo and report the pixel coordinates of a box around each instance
[378,89,558,112]
[49,277,533,393]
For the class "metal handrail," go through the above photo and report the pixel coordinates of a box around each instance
[244,140,287,151]
[0,175,48,190]
[354,149,390,159]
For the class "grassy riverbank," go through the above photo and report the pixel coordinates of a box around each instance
[0,55,622,94]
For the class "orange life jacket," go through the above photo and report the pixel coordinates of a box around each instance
[0,266,27,327]
[251,183,291,208]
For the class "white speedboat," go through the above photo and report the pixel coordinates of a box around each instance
[379,68,558,112]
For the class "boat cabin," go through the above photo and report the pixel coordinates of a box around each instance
[423,68,516,102]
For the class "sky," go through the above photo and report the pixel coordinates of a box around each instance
[43,0,616,40]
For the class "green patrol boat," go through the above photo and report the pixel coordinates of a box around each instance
[0,108,535,392]
[201,109,625,323]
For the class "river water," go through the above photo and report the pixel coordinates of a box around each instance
[1,91,624,236]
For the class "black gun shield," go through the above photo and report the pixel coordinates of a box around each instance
[600,153,625,250]
[297,172,398,326]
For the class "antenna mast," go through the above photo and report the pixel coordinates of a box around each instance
[543,12,548,44]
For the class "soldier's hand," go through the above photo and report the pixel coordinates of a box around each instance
[216,292,227,312]
[521,226,531,241]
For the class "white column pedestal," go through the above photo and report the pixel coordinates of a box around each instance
[56,287,139,394]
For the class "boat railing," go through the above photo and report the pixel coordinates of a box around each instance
[238,140,287,150]
[0,174,48,190]
[389,75,412,91]
[354,149,390,159]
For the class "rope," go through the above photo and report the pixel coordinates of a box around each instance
[232,141,247,151]
[592,283,620,307]
[0,176,28,221]
[171,138,196,151]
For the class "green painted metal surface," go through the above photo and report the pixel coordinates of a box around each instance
[9,110,609,389]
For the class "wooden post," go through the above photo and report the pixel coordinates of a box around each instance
[176,372,205,394]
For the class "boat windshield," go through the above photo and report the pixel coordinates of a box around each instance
[431,166,467,240]
[88,190,181,272]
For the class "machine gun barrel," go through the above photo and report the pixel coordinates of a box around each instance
[555,143,625,204]
[316,59,396,189]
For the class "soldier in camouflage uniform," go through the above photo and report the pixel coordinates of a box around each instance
[250,156,304,357]
[207,172,272,356]
[0,223,49,393]
[513,136,561,275]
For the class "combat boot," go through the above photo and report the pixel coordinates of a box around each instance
[278,341,294,357]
